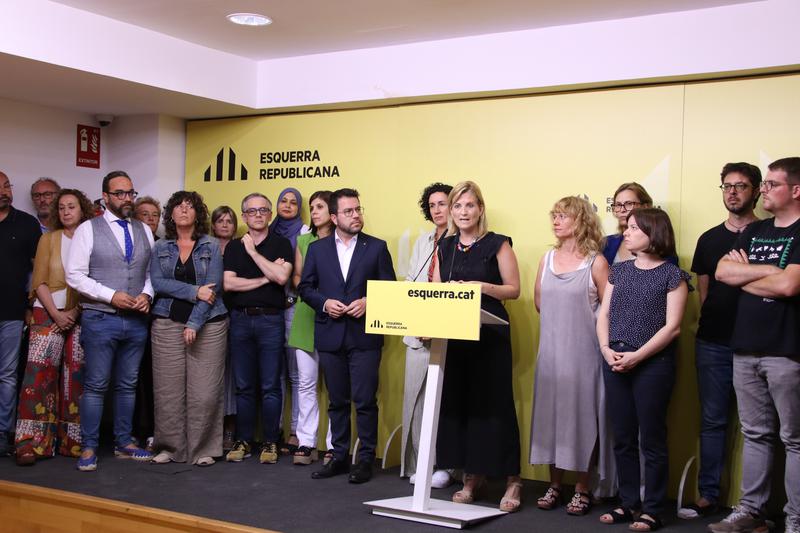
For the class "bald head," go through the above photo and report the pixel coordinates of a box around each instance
[0,171,12,212]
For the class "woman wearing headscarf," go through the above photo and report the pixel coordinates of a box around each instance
[269,187,309,455]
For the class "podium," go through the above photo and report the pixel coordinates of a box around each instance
[363,281,508,529]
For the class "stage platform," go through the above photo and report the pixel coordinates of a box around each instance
[0,449,726,532]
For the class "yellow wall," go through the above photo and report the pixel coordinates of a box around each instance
[186,73,800,504]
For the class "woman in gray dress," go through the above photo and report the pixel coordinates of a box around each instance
[530,196,613,515]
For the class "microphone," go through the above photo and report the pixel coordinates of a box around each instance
[410,231,450,282]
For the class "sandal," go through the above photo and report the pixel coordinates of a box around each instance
[279,434,299,456]
[566,491,593,516]
[452,474,486,504]
[600,507,634,524]
[629,513,662,532]
[322,449,334,465]
[678,502,718,520]
[500,480,523,513]
[293,446,318,465]
[537,486,562,510]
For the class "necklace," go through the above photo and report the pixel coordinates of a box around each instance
[457,235,478,252]
[726,218,753,233]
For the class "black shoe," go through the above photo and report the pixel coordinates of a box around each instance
[311,457,349,479]
[349,459,373,484]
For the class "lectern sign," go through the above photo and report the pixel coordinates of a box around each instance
[365,281,481,340]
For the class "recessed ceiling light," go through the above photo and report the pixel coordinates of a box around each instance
[227,13,272,26]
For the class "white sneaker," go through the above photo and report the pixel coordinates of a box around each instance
[431,469,454,489]
[409,473,416,485]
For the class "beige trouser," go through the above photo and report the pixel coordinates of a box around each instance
[151,318,228,464]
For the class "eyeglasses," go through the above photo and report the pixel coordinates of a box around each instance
[32,191,56,200]
[719,183,751,193]
[107,190,138,200]
[338,206,365,217]
[760,180,789,192]
[0,183,13,191]
[610,201,641,212]
[243,207,271,216]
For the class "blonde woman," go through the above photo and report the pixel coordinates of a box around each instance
[530,196,613,515]
[432,181,523,512]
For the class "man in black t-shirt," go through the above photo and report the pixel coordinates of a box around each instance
[712,157,800,533]
[684,162,761,519]
[0,171,41,457]
[223,193,293,465]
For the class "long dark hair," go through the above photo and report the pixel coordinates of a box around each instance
[309,190,333,237]
[163,190,210,240]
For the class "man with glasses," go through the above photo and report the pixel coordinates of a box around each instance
[713,157,800,533]
[223,193,293,465]
[682,163,760,520]
[30,177,61,233]
[66,170,155,470]
[0,171,41,457]
[299,188,396,484]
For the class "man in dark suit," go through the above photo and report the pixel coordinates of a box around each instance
[298,188,395,483]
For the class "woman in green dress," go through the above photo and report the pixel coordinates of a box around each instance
[287,190,334,465]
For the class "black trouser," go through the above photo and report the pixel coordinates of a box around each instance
[603,341,675,516]
[319,347,380,463]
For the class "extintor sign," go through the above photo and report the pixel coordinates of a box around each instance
[76,124,100,168]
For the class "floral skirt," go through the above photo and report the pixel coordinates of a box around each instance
[15,307,84,458]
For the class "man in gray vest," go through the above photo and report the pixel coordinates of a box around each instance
[66,170,154,471]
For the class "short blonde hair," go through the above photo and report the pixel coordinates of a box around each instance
[447,181,488,238]
[551,196,604,257]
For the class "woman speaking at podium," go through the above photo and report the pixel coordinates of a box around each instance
[432,181,523,513]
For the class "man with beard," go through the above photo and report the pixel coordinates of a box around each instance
[0,171,41,457]
[30,177,61,233]
[299,188,395,484]
[66,170,155,471]
[712,157,800,533]
[682,162,761,518]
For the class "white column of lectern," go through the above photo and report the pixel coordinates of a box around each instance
[365,311,508,529]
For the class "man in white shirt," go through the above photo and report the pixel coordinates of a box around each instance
[66,170,154,471]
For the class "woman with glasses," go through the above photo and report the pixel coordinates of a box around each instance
[603,183,653,264]
[269,187,310,456]
[211,205,239,451]
[596,208,691,532]
[15,189,93,465]
[149,191,228,466]
[432,181,523,512]
[287,190,334,465]
[530,196,614,515]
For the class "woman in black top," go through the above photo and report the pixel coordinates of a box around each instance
[432,181,523,512]
[596,208,690,531]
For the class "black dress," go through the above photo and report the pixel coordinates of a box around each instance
[436,232,521,477]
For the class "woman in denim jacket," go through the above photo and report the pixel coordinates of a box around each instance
[149,191,228,466]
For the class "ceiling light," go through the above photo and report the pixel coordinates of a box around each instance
[226,13,272,26]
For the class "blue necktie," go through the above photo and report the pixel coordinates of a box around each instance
[115,219,133,263]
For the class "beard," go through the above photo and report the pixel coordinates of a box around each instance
[726,201,752,216]
[110,202,133,219]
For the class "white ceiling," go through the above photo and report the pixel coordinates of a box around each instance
[49,0,751,60]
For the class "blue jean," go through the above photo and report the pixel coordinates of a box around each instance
[79,310,148,449]
[695,338,735,503]
[229,310,285,444]
[603,341,675,516]
[0,320,24,434]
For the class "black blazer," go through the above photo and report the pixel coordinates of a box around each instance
[298,231,396,352]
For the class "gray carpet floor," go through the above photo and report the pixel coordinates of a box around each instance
[0,450,730,532]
